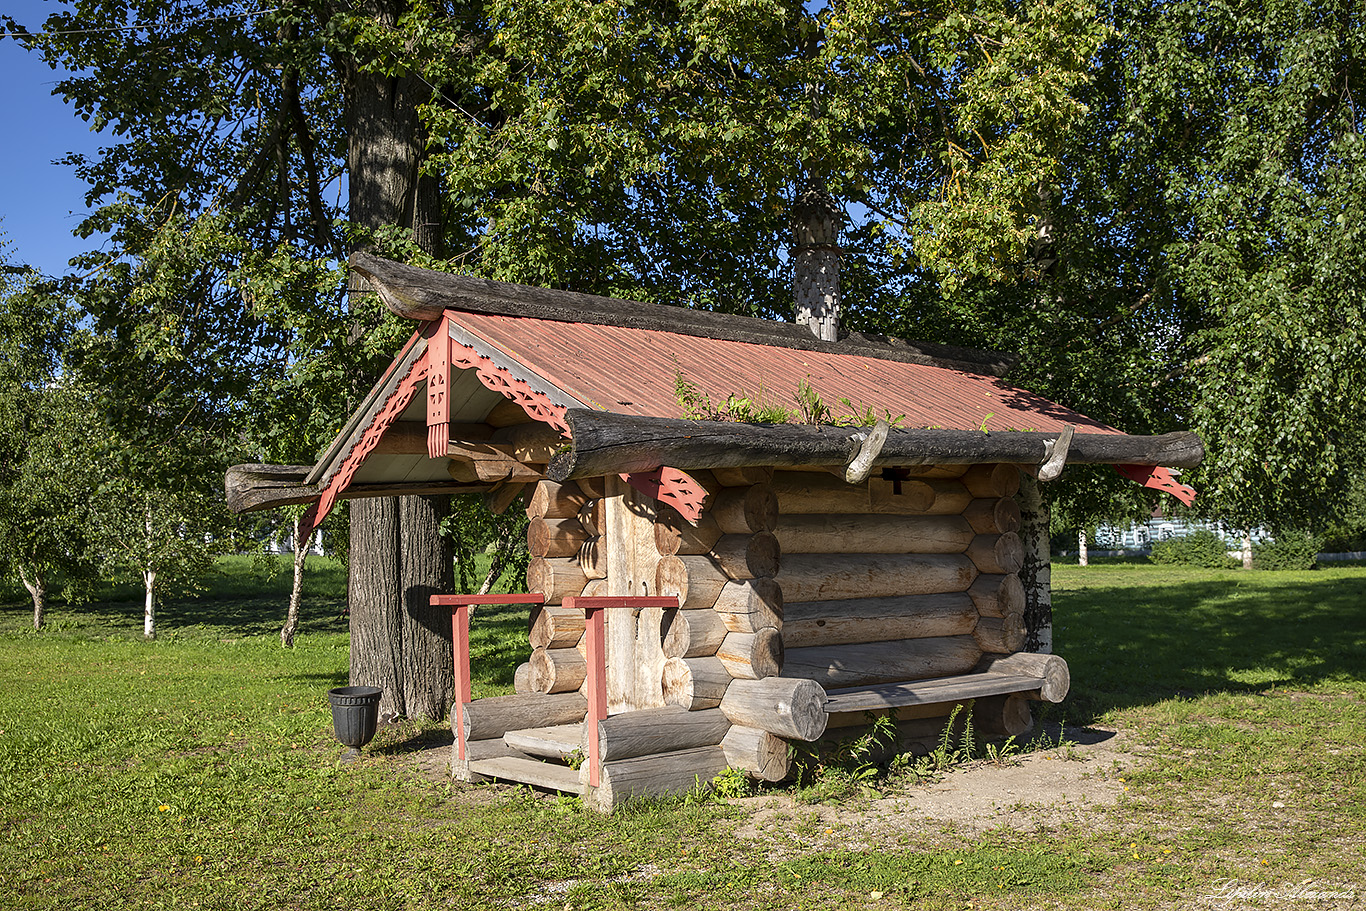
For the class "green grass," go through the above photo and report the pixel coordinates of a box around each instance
[1,559,1364,908]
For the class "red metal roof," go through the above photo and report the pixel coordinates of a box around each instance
[450,311,1120,436]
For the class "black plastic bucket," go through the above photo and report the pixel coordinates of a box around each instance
[327,685,382,750]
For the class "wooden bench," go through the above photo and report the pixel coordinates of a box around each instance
[821,652,1069,741]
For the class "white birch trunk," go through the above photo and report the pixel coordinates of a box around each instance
[1242,531,1253,570]
[143,569,157,640]
[1078,529,1089,567]
[792,179,842,342]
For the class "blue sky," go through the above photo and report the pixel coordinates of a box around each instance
[1,0,110,277]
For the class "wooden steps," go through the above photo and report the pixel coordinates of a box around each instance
[824,672,1045,714]
[503,723,582,760]
[466,755,584,794]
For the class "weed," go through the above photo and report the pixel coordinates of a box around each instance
[710,766,754,800]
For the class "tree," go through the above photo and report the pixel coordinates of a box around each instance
[0,265,102,629]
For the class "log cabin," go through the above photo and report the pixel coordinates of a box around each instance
[227,254,1203,811]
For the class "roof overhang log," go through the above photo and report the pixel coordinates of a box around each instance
[548,410,1205,482]
[225,463,496,514]
[350,253,1016,377]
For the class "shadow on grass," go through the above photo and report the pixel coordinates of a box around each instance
[1054,572,1366,723]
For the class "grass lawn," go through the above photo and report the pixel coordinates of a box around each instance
[1,558,1363,909]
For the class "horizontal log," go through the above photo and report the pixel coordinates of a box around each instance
[961,463,1021,499]
[717,628,783,679]
[529,605,586,649]
[224,463,495,513]
[491,422,565,464]
[528,517,588,559]
[966,532,1024,575]
[371,421,492,454]
[774,514,974,555]
[710,484,778,534]
[461,692,587,741]
[712,579,784,633]
[662,608,730,658]
[711,466,774,486]
[783,636,982,688]
[527,557,590,603]
[446,442,543,483]
[825,701,959,730]
[655,507,723,556]
[594,706,731,762]
[721,726,790,782]
[589,746,731,812]
[656,555,731,609]
[967,573,1025,619]
[574,476,608,499]
[527,481,589,519]
[710,533,781,580]
[975,693,1034,739]
[769,472,908,514]
[719,677,828,741]
[776,553,977,603]
[975,652,1070,702]
[513,661,534,695]
[547,410,1204,481]
[782,593,978,648]
[662,656,731,710]
[973,616,1027,654]
[531,646,587,693]
[963,497,1021,535]
[870,478,972,516]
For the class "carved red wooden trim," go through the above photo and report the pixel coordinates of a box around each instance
[308,354,430,531]
[449,344,571,434]
[1116,464,1197,506]
[426,316,452,459]
[620,466,709,523]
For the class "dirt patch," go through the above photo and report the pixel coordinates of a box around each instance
[403,723,1135,843]
[733,725,1133,851]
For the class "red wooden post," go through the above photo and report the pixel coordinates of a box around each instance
[571,595,679,789]
[430,593,545,762]
[451,602,471,760]
[572,596,609,788]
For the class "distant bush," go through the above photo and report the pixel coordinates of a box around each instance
[1253,531,1320,571]
[1148,530,1237,568]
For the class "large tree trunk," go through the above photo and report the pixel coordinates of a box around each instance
[340,0,453,720]
[397,494,455,718]
[1017,475,1051,653]
[791,177,842,341]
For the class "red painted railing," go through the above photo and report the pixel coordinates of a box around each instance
[564,595,679,787]
[432,592,679,787]
[432,593,545,761]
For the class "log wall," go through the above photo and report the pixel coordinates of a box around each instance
[461,464,1048,803]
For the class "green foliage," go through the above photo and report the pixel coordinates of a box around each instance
[1148,530,1236,569]
[709,766,754,800]
[1253,531,1320,572]
[674,371,795,424]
